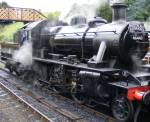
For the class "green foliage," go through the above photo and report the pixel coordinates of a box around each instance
[125,0,136,6]
[0,22,23,42]
[96,0,150,22]
[126,0,150,21]
[45,11,61,21]
[96,2,112,22]
[0,1,10,8]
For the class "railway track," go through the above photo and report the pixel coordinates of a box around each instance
[0,87,45,122]
[0,69,84,122]
[0,68,116,122]
[0,77,52,122]
[0,79,65,122]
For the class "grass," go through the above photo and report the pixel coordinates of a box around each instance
[0,62,5,68]
[0,22,23,42]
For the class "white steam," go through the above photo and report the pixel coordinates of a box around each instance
[144,21,150,31]
[13,41,32,66]
[61,0,107,22]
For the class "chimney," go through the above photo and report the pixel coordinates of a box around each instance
[111,3,127,21]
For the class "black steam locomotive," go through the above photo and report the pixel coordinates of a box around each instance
[2,3,150,122]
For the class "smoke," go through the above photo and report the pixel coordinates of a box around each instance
[13,41,32,66]
[61,0,107,22]
[144,21,150,30]
[131,54,142,71]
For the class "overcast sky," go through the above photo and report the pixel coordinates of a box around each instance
[0,0,105,12]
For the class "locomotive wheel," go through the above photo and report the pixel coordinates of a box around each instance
[111,95,134,122]
[71,84,86,104]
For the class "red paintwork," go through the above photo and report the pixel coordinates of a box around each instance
[127,86,150,101]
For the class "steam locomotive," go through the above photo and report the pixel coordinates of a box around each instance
[2,3,150,122]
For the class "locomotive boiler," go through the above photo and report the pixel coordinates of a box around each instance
[2,3,150,122]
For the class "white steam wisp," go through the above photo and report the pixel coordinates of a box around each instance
[61,0,106,22]
[13,41,32,66]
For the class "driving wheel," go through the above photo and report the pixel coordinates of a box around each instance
[111,95,134,122]
[71,84,86,104]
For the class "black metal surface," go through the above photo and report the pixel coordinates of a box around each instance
[0,68,117,122]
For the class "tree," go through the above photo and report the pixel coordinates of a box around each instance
[46,11,61,21]
[125,0,136,6]
[96,0,150,22]
[125,0,149,21]
[96,2,112,22]
[0,1,10,8]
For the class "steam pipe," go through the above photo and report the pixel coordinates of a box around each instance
[81,27,90,60]
[96,41,106,63]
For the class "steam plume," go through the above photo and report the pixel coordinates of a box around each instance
[13,41,32,66]
[61,0,107,22]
